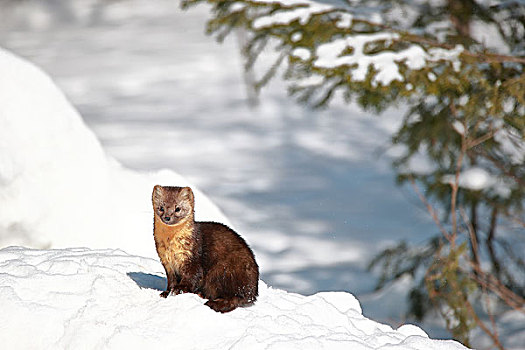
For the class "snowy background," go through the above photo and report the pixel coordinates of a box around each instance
[0,0,514,347]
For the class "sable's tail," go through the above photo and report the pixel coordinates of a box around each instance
[205,296,255,313]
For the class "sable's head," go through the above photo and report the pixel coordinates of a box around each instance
[152,185,194,225]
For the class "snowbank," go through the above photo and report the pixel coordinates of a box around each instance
[0,246,468,349]
[0,47,227,258]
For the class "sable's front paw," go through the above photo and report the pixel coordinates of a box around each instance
[173,284,192,295]
[171,288,185,295]
[160,290,170,298]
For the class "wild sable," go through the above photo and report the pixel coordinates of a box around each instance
[152,185,259,313]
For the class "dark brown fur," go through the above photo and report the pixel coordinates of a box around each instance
[152,185,259,313]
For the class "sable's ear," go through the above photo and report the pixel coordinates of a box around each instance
[180,186,194,202]
[152,185,163,203]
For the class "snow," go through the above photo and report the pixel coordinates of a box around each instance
[253,1,333,28]
[291,31,303,42]
[0,47,228,259]
[336,13,353,29]
[292,47,312,60]
[454,168,493,191]
[313,34,461,86]
[230,2,246,13]
[0,246,469,349]
[494,127,525,166]
[0,0,517,346]
[441,167,513,198]
[470,20,510,55]
[452,120,465,135]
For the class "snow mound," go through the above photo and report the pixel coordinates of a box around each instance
[0,246,468,349]
[0,47,227,258]
[441,167,512,198]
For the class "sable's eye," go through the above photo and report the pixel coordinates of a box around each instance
[159,206,165,212]
[175,207,181,213]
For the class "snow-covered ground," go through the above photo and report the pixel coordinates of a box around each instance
[0,246,468,349]
[0,0,517,347]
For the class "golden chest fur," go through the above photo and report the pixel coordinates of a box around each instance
[153,216,194,274]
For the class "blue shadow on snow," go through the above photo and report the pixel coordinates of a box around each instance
[127,272,166,291]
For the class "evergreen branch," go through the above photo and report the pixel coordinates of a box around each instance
[409,176,452,242]
[464,297,505,350]
[460,207,480,271]
[354,18,525,64]
[468,264,525,312]
[486,208,502,282]
[404,34,525,64]
[466,128,500,149]
[449,114,467,247]
[470,148,525,187]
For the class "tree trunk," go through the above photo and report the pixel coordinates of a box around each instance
[447,0,473,38]
[486,208,501,279]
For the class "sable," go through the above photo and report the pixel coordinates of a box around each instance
[152,185,259,312]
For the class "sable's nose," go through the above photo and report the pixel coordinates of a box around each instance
[164,217,171,222]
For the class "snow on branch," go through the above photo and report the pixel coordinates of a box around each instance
[252,1,333,28]
[312,33,464,86]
